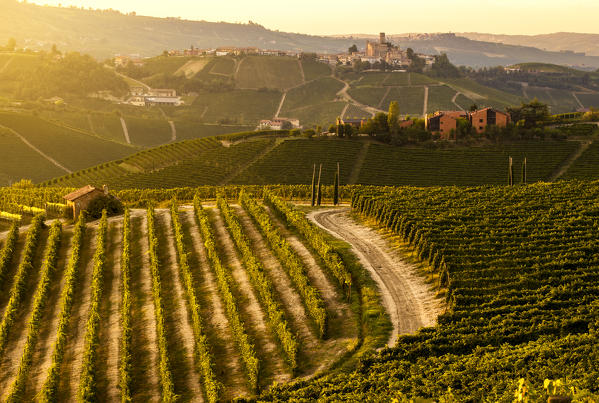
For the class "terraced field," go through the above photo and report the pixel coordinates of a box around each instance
[191,89,281,124]
[281,77,344,113]
[0,191,363,401]
[236,56,303,90]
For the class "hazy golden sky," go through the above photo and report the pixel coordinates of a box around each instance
[28,0,599,35]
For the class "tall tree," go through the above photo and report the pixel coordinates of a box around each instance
[316,164,322,206]
[388,101,400,133]
[6,37,16,51]
[310,164,316,207]
[348,44,358,54]
[333,163,339,206]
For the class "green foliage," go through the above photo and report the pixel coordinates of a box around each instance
[0,221,19,283]
[146,207,177,401]
[17,52,128,99]
[78,210,108,402]
[429,53,461,78]
[0,214,44,355]
[239,191,327,338]
[5,220,62,402]
[38,213,85,402]
[264,191,351,289]
[508,99,550,128]
[86,195,123,219]
[193,197,259,391]
[120,209,132,403]
[169,201,221,402]
[236,56,303,90]
[217,195,299,370]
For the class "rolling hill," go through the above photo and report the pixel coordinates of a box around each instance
[39,131,591,189]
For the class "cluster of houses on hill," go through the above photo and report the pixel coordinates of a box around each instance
[114,32,432,71]
[337,107,511,139]
[126,87,182,107]
[258,118,301,131]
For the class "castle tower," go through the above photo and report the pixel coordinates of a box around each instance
[379,32,386,44]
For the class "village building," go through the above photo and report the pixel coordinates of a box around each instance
[125,88,182,107]
[469,107,511,133]
[426,111,468,139]
[64,185,109,219]
[258,118,301,131]
[114,54,144,67]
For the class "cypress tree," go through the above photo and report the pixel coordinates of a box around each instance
[316,164,322,206]
[310,164,316,207]
[522,157,527,184]
[333,162,340,206]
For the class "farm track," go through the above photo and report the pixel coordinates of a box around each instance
[233,206,318,363]
[22,227,73,400]
[120,117,131,144]
[0,125,72,174]
[181,209,249,400]
[58,225,97,401]
[209,208,292,389]
[262,206,357,367]
[0,230,49,399]
[130,211,161,402]
[155,209,204,401]
[97,219,123,401]
[308,208,443,346]
[548,140,593,182]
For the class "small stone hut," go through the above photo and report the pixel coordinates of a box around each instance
[64,185,109,219]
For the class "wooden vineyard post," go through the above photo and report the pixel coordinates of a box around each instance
[522,157,527,184]
[333,162,339,206]
[316,164,322,206]
[311,164,316,207]
[508,156,513,186]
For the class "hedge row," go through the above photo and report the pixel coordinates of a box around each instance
[0,221,19,283]
[120,209,132,402]
[239,191,327,338]
[5,220,62,402]
[217,195,298,371]
[193,196,259,392]
[0,214,45,354]
[170,202,221,402]
[38,213,86,401]
[78,210,108,401]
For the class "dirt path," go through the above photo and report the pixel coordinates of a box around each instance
[297,59,306,83]
[548,140,592,182]
[114,70,151,91]
[97,219,123,401]
[22,228,73,399]
[572,92,585,109]
[120,117,131,144]
[210,208,292,388]
[262,205,357,373]
[233,206,318,352]
[340,103,349,119]
[0,230,49,400]
[452,91,465,111]
[377,87,391,109]
[308,208,443,346]
[181,209,249,400]
[155,209,204,402]
[334,77,382,117]
[130,210,161,402]
[168,120,176,141]
[422,86,429,117]
[0,125,72,174]
[348,142,370,185]
[274,92,287,118]
[57,225,97,400]
[0,56,14,74]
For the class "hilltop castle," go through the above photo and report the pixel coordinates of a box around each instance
[365,33,409,65]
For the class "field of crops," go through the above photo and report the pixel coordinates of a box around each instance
[280,77,344,113]
[576,92,599,108]
[300,59,331,81]
[191,89,281,124]
[357,141,579,186]
[0,189,368,401]
[264,181,599,400]
[236,56,303,90]
[560,140,599,181]
[232,139,364,185]
[282,101,346,129]
[426,85,459,113]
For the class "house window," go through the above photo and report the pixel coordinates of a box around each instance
[479,126,483,130]
[479,119,483,123]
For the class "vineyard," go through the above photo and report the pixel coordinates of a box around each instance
[38,134,589,189]
[0,187,380,401]
[263,181,599,400]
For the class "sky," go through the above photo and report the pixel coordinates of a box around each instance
[26,0,599,36]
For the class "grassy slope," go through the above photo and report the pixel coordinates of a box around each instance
[236,56,303,90]
[300,59,331,81]
[561,141,599,180]
[281,77,344,113]
[0,111,135,172]
[191,89,281,124]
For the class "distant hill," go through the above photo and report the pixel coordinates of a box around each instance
[459,32,599,58]
[2,1,599,68]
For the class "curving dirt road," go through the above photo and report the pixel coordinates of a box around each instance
[308,208,443,346]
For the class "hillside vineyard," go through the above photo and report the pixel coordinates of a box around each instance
[0,189,361,401]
